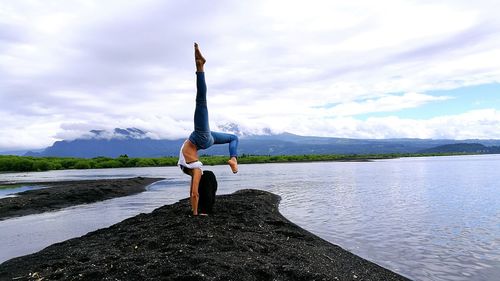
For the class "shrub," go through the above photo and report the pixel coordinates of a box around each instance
[136,159,156,167]
[13,158,34,172]
[74,160,91,169]
[0,158,13,171]
[33,160,51,171]
[95,160,121,168]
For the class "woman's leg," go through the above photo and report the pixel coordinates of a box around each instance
[190,43,238,173]
[211,131,239,157]
[194,43,209,133]
[211,131,239,173]
[193,72,209,133]
[188,44,214,149]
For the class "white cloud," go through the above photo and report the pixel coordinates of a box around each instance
[1,0,500,150]
[275,109,500,140]
[319,93,452,116]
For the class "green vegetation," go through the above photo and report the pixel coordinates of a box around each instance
[0,152,477,173]
[0,155,175,173]
[0,184,21,189]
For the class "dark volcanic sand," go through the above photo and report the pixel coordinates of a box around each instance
[0,189,410,281]
[0,177,163,220]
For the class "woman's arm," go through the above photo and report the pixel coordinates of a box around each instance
[190,168,202,215]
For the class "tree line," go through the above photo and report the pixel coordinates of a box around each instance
[0,152,473,173]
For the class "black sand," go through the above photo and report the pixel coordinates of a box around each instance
[0,189,410,281]
[0,177,163,220]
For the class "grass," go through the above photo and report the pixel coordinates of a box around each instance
[0,184,22,189]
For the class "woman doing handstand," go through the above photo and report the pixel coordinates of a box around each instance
[178,43,239,216]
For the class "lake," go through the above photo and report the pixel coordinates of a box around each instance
[1,155,499,281]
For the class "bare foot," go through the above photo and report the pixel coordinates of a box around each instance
[194,42,206,71]
[228,157,238,174]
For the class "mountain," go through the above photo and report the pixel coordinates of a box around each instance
[24,128,500,158]
[0,149,44,156]
[25,128,184,158]
[236,134,500,155]
[418,143,500,154]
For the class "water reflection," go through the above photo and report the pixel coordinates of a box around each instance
[0,155,499,281]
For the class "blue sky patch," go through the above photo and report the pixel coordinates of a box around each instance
[356,83,500,120]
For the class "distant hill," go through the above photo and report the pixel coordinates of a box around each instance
[419,143,500,154]
[0,149,44,156]
[24,128,500,158]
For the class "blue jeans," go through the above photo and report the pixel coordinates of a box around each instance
[188,72,239,157]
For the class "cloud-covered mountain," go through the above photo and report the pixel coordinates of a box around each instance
[23,127,500,158]
[25,128,181,158]
[86,128,149,140]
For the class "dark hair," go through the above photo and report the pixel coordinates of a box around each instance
[198,170,218,214]
[181,166,191,175]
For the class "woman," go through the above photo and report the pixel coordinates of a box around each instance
[178,43,239,216]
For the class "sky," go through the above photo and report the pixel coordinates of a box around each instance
[1,0,500,151]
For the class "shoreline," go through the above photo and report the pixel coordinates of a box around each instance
[0,189,410,280]
[0,177,163,221]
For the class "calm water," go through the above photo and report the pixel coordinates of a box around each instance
[0,155,499,281]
